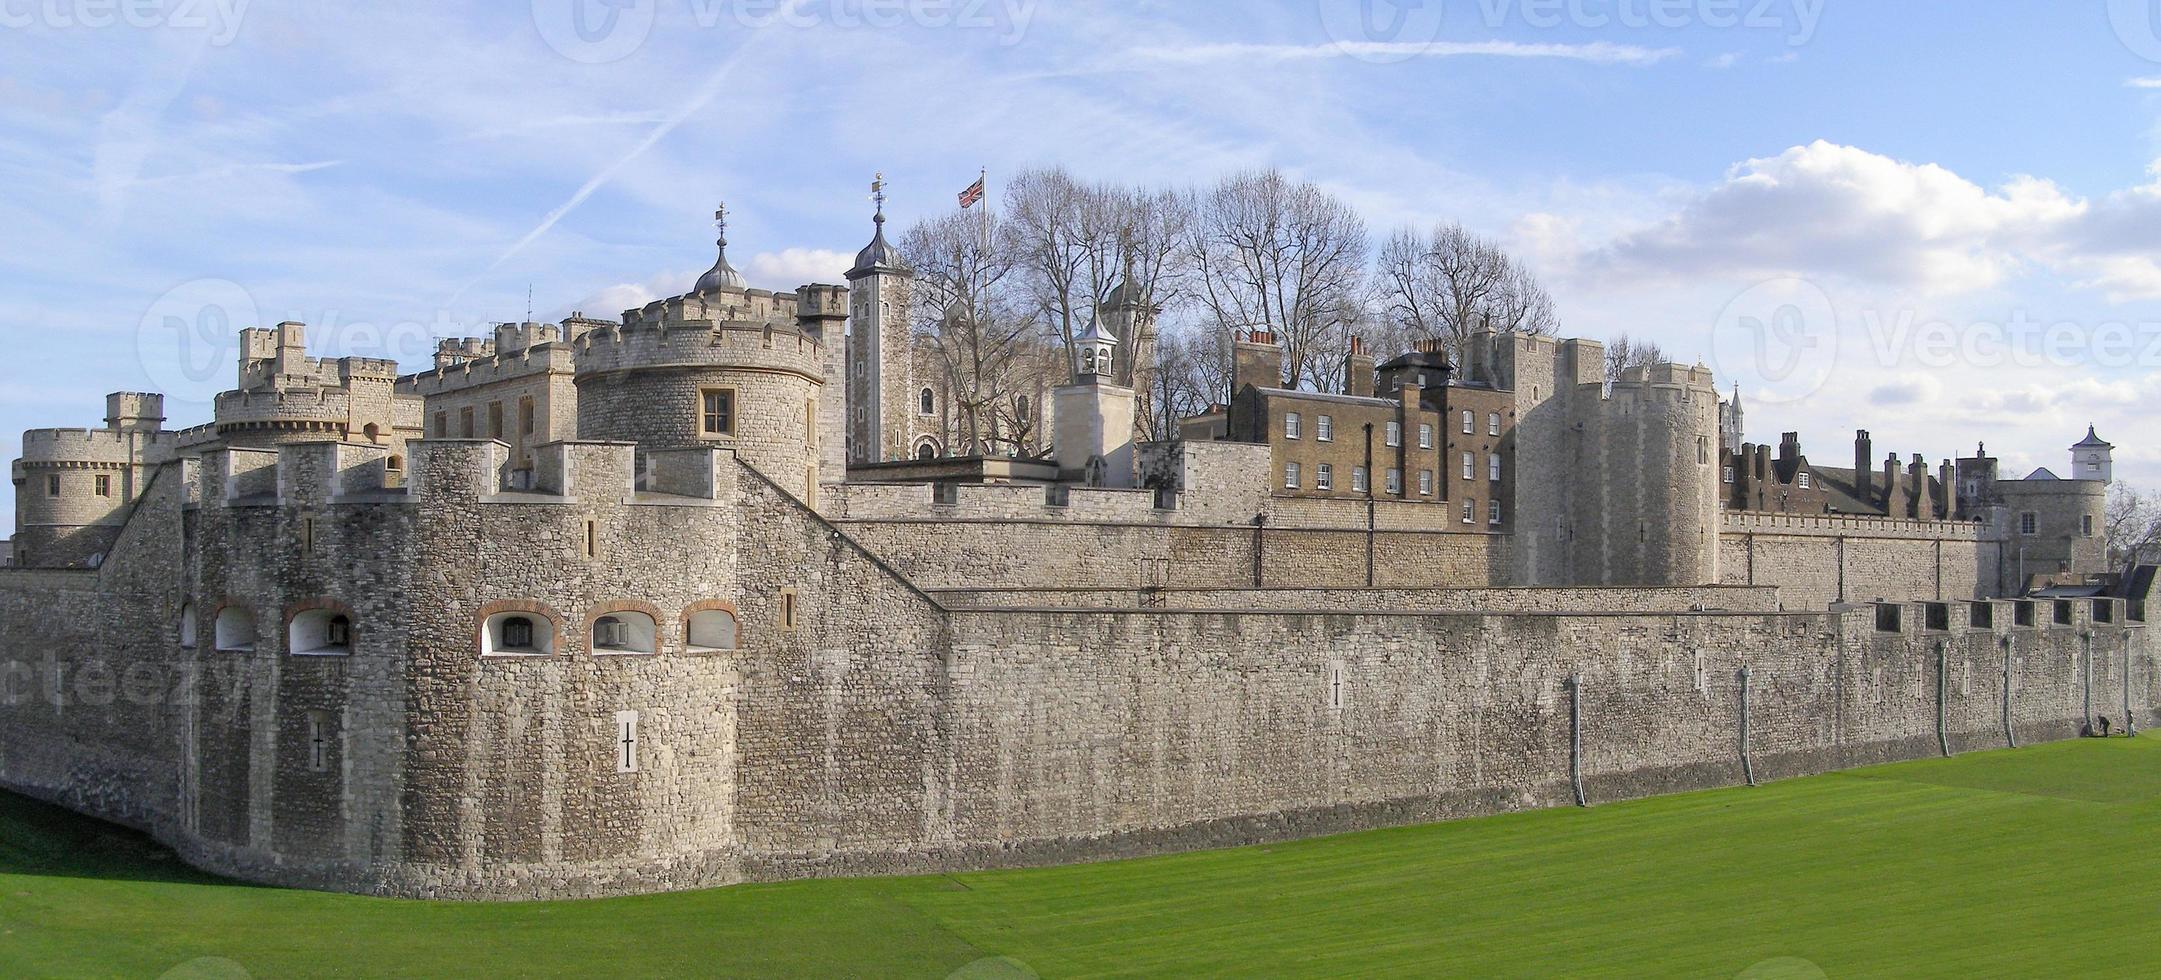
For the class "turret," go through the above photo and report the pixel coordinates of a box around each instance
[2072,426,2113,483]
[844,175,914,464]
[105,392,165,434]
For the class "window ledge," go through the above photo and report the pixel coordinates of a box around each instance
[290,649,351,657]
[483,648,552,659]
[214,645,254,653]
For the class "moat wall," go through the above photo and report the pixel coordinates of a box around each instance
[0,443,2150,900]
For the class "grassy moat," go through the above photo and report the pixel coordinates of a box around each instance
[2,737,2156,977]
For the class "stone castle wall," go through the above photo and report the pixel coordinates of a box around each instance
[0,437,2148,900]
[1719,512,1997,608]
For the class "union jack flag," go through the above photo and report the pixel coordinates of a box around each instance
[958,175,985,209]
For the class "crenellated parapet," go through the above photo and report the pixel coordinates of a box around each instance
[576,309,826,382]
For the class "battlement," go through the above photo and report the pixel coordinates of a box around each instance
[623,286,803,331]
[215,387,354,426]
[18,426,178,465]
[574,317,825,379]
[1607,361,1718,391]
[398,341,575,396]
[1723,510,1985,541]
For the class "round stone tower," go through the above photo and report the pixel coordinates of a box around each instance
[1569,362,1722,587]
[574,228,830,495]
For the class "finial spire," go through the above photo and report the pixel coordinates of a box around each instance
[871,172,887,226]
[694,200,745,293]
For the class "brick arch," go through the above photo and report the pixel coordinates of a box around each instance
[680,599,743,652]
[208,597,261,653]
[476,598,566,657]
[583,599,667,655]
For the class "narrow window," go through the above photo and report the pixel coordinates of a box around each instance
[1697,435,1709,464]
[2019,512,2038,536]
[459,407,475,439]
[1489,454,1502,482]
[1283,412,1301,440]
[1418,423,1432,449]
[1385,421,1401,447]
[1317,415,1333,441]
[920,388,935,415]
[302,516,314,555]
[1352,466,1368,492]
[1316,463,1334,490]
[306,711,331,773]
[1418,469,1433,496]
[1329,664,1343,710]
[805,400,818,447]
[2082,514,2095,537]
[434,411,447,438]
[1489,412,1501,436]
[1461,410,1473,434]
[1385,468,1401,495]
[583,519,599,558]
[1462,499,1475,524]
[780,587,800,631]
[1462,452,1474,480]
[94,474,111,497]
[615,710,639,773]
[1723,466,1736,484]
[1285,461,1301,489]
[46,474,59,497]
[700,389,735,437]
[1489,500,1503,525]
[519,396,536,436]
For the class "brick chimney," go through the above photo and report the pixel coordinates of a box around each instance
[1343,335,1376,398]
[1232,329,1281,396]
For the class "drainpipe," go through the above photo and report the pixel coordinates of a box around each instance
[2126,632,2138,737]
[1739,664,1757,787]
[1567,673,1586,806]
[1936,640,1951,757]
[2002,635,2017,749]
[2083,631,2095,734]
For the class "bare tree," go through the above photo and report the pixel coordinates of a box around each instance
[1604,332,1668,381]
[1184,170,1367,392]
[2107,483,2161,571]
[1373,221,1557,361]
[900,207,1033,456]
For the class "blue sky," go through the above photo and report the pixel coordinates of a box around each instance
[4,1,2161,522]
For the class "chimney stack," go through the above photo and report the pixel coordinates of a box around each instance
[1854,430,1874,507]
[1343,335,1376,398]
[1231,328,1282,396]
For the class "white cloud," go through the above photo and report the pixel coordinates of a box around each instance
[2129,77,2161,89]
[1704,52,1743,70]
[1124,40,1681,68]
[746,248,853,288]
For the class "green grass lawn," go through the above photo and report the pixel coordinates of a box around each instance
[3,737,2157,978]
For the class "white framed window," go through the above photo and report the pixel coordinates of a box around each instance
[1798,472,1812,489]
[615,710,640,773]
[1462,499,1476,524]
[1284,412,1301,440]
[1418,423,1433,449]
[1385,421,1402,447]
[1724,466,1736,484]
[1352,466,1369,492]
[1385,468,1402,495]
[1316,415,1334,441]
[1285,461,1301,489]
[1489,412,1501,436]
[2020,512,2038,535]
[1489,500,1503,525]
[1462,452,1474,480]
[1461,410,1473,434]
[1489,454,1502,482]
[1417,469,1433,496]
[1316,463,1334,490]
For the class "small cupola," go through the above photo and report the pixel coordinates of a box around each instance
[1075,317,1119,379]
[694,202,746,293]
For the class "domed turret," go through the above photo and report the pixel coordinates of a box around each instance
[694,203,745,293]
[848,175,909,279]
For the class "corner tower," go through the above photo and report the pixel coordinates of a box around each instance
[844,175,914,465]
[2072,425,2113,484]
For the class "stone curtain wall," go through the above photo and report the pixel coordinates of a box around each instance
[1720,512,1996,608]
[0,440,2150,901]
[927,585,1781,613]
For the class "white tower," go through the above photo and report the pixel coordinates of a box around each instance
[845,175,914,464]
[1053,318,1135,487]
[2072,425,2113,483]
